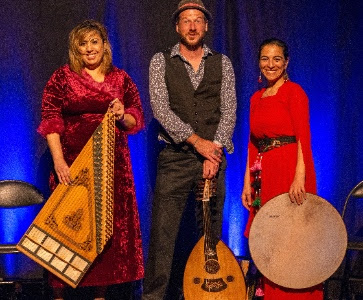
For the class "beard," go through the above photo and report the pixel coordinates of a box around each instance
[179,31,206,50]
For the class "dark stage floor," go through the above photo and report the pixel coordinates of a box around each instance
[0,280,142,300]
[1,281,363,300]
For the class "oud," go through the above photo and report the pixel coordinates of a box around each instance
[183,178,246,299]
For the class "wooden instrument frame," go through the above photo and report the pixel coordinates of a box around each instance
[16,112,115,288]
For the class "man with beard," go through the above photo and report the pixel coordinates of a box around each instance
[142,1,236,299]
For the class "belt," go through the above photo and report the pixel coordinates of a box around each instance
[165,142,196,153]
[258,136,297,153]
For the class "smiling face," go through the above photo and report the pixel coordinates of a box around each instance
[176,9,208,48]
[259,44,289,85]
[77,31,105,70]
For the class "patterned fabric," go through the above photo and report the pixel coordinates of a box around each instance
[245,81,322,299]
[38,65,145,287]
[149,43,236,153]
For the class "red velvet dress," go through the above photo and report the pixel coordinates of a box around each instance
[245,81,323,299]
[37,65,144,287]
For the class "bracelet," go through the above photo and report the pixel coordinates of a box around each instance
[193,137,200,147]
[116,114,125,122]
[109,99,118,107]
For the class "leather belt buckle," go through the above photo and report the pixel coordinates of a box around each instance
[272,140,281,147]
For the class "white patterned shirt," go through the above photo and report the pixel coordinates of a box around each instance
[149,43,237,153]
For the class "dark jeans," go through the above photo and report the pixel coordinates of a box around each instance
[142,146,226,300]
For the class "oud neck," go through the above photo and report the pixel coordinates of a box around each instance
[202,179,215,254]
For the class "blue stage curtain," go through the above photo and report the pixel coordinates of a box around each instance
[0,2,361,277]
[209,0,363,254]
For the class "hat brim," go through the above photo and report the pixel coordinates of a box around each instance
[172,5,212,23]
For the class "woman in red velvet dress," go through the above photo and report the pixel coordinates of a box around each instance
[37,20,144,300]
[241,39,323,299]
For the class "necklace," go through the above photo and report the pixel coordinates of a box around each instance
[262,80,286,98]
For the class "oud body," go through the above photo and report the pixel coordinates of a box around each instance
[184,236,246,299]
[183,179,246,299]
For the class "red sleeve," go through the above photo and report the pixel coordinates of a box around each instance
[248,91,260,187]
[248,90,261,150]
[122,72,145,135]
[37,67,66,138]
[287,82,316,191]
[287,83,312,159]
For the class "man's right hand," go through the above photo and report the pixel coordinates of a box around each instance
[203,159,219,179]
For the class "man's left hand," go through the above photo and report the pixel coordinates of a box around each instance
[194,138,222,165]
[203,159,219,179]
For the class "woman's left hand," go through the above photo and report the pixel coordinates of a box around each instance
[289,177,306,205]
[109,98,125,121]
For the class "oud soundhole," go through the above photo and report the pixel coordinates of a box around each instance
[193,277,201,284]
[205,259,220,274]
[201,278,228,292]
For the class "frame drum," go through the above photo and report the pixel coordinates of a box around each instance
[249,193,347,289]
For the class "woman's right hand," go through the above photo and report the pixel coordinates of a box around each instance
[242,151,252,210]
[54,158,71,185]
[241,185,252,210]
[46,133,72,185]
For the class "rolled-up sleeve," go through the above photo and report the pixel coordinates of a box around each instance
[213,55,237,153]
[149,53,194,144]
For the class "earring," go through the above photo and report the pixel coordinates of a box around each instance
[258,72,262,83]
[284,72,289,82]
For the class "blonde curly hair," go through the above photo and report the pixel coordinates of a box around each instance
[68,20,113,74]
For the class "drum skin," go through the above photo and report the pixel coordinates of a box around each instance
[249,193,347,289]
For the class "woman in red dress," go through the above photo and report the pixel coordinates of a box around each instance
[37,20,144,299]
[241,38,323,299]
